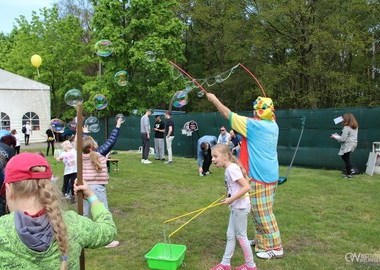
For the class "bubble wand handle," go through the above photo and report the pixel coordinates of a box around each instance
[239,63,267,97]
[164,195,225,223]
[169,61,208,94]
[168,191,261,238]
[168,201,224,238]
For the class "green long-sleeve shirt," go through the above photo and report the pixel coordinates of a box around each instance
[0,202,117,269]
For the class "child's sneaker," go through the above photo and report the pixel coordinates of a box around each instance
[105,240,119,248]
[210,263,231,270]
[256,248,284,259]
[235,264,257,270]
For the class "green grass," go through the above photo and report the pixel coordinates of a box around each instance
[42,150,380,270]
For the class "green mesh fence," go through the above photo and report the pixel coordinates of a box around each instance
[91,107,380,173]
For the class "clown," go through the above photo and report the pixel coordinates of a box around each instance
[207,93,283,259]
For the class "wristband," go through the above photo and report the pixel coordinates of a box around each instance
[86,194,98,204]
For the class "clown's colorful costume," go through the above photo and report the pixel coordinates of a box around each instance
[229,97,283,257]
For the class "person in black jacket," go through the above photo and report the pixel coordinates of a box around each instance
[0,135,16,216]
[45,127,55,156]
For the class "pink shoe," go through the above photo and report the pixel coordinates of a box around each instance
[210,263,231,270]
[235,264,257,270]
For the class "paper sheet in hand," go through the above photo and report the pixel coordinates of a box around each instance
[333,116,343,124]
[331,133,341,140]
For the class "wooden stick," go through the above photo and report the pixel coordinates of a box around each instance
[75,102,85,270]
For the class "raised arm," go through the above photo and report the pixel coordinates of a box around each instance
[206,93,231,119]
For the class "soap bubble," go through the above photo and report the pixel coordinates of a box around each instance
[95,39,113,57]
[64,89,83,106]
[84,116,100,133]
[93,94,108,110]
[50,118,65,133]
[115,113,125,123]
[197,91,205,98]
[131,109,138,116]
[172,91,188,108]
[114,70,128,86]
[145,51,156,62]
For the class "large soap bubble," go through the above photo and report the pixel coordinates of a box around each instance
[172,91,188,108]
[95,39,113,57]
[145,51,156,62]
[114,70,128,86]
[93,94,108,110]
[64,89,83,106]
[115,113,125,123]
[84,116,100,133]
[50,118,65,133]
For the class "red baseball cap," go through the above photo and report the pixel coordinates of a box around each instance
[2,153,52,190]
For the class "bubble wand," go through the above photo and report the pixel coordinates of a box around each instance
[169,61,208,94]
[168,61,210,112]
[238,63,267,97]
[164,195,225,224]
[167,195,223,238]
[166,190,262,238]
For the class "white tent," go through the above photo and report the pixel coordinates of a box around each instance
[0,68,51,143]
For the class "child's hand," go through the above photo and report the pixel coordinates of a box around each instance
[73,179,94,199]
[116,117,124,128]
[82,125,89,134]
[222,197,233,205]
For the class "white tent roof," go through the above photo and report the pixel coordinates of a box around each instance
[0,68,50,91]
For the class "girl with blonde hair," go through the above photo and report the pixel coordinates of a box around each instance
[0,152,116,269]
[209,144,256,270]
[82,136,119,248]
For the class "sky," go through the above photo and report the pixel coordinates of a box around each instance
[0,0,56,34]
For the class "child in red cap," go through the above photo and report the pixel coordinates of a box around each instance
[0,152,117,269]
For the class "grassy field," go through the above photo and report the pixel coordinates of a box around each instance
[41,149,380,270]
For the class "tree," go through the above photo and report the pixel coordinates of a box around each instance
[177,0,260,112]
[88,0,186,115]
[250,0,379,108]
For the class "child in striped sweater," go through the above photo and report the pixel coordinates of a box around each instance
[82,136,119,248]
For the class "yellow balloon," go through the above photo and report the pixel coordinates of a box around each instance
[31,54,42,68]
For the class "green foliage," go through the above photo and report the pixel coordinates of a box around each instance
[248,0,379,108]
[89,0,186,114]
[1,0,380,117]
